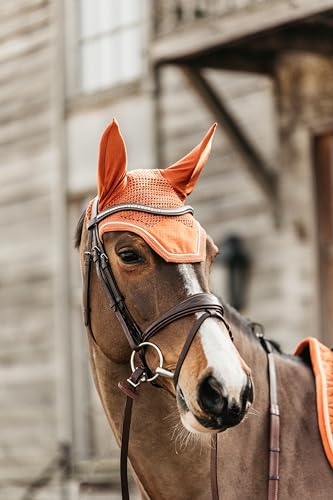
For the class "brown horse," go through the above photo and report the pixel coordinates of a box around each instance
[76,121,332,499]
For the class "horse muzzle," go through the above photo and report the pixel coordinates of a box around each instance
[177,374,254,433]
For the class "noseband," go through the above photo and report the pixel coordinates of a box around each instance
[82,197,280,500]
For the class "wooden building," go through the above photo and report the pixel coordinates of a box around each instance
[1,0,333,498]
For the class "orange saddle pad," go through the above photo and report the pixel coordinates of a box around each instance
[294,337,333,468]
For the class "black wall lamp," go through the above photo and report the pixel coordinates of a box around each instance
[220,235,251,311]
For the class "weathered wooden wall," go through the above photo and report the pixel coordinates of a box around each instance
[157,63,324,352]
[66,91,155,493]
[0,1,60,499]
[1,0,333,498]
[275,52,333,347]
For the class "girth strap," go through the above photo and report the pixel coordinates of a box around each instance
[267,352,280,500]
[256,331,280,500]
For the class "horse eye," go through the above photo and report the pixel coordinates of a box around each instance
[118,250,142,264]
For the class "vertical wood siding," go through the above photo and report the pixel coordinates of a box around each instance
[0,1,57,498]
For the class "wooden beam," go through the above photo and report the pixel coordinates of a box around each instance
[195,50,277,75]
[181,66,278,207]
[195,20,333,73]
[242,24,333,56]
[151,1,333,65]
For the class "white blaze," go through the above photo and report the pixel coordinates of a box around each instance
[177,264,246,399]
[177,264,202,294]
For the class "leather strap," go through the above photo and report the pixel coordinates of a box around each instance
[82,225,93,328]
[88,197,143,349]
[121,396,133,500]
[143,294,224,342]
[257,335,280,500]
[120,367,145,500]
[173,311,221,500]
[173,312,211,388]
[267,351,280,500]
[211,434,219,500]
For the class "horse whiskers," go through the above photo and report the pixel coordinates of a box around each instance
[162,410,180,423]
[177,426,200,453]
[247,406,260,416]
[170,421,183,441]
[164,412,182,438]
[167,416,211,456]
[164,409,230,454]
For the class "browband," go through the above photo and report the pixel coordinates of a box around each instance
[88,202,194,229]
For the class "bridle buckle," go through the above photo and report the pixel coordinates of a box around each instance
[126,375,147,388]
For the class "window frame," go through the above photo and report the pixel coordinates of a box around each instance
[64,0,150,101]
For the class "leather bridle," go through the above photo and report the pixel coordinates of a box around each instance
[82,196,280,500]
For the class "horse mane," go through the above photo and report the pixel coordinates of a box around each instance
[74,211,85,249]
[223,301,283,354]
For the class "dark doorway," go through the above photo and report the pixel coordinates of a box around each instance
[314,133,333,345]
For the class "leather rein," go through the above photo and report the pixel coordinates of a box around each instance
[82,196,280,500]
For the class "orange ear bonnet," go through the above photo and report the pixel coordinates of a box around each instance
[88,119,216,263]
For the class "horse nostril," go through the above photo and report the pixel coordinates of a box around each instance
[198,375,226,416]
[242,376,254,409]
[248,377,254,404]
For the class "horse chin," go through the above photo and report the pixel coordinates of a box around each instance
[181,410,217,434]
[180,409,231,434]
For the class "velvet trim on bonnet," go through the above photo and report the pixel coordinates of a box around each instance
[87,119,217,263]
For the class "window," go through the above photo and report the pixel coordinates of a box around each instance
[78,0,146,93]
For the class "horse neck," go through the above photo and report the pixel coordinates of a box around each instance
[222,305,332,499]
[89,303,332,499]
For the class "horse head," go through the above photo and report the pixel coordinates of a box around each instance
[78,119,253,435]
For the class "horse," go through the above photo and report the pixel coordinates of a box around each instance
[76,120,332,499]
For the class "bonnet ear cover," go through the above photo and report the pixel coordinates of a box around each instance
[98,119,127,210]
[94,120,217,262]
[161,123,217,200]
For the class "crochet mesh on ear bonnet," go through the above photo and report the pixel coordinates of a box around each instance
[87,119,217,263]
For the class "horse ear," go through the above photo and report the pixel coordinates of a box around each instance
[98,119,127,209]
[161,123,217,200]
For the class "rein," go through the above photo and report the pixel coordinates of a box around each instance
[82,196,280,500]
